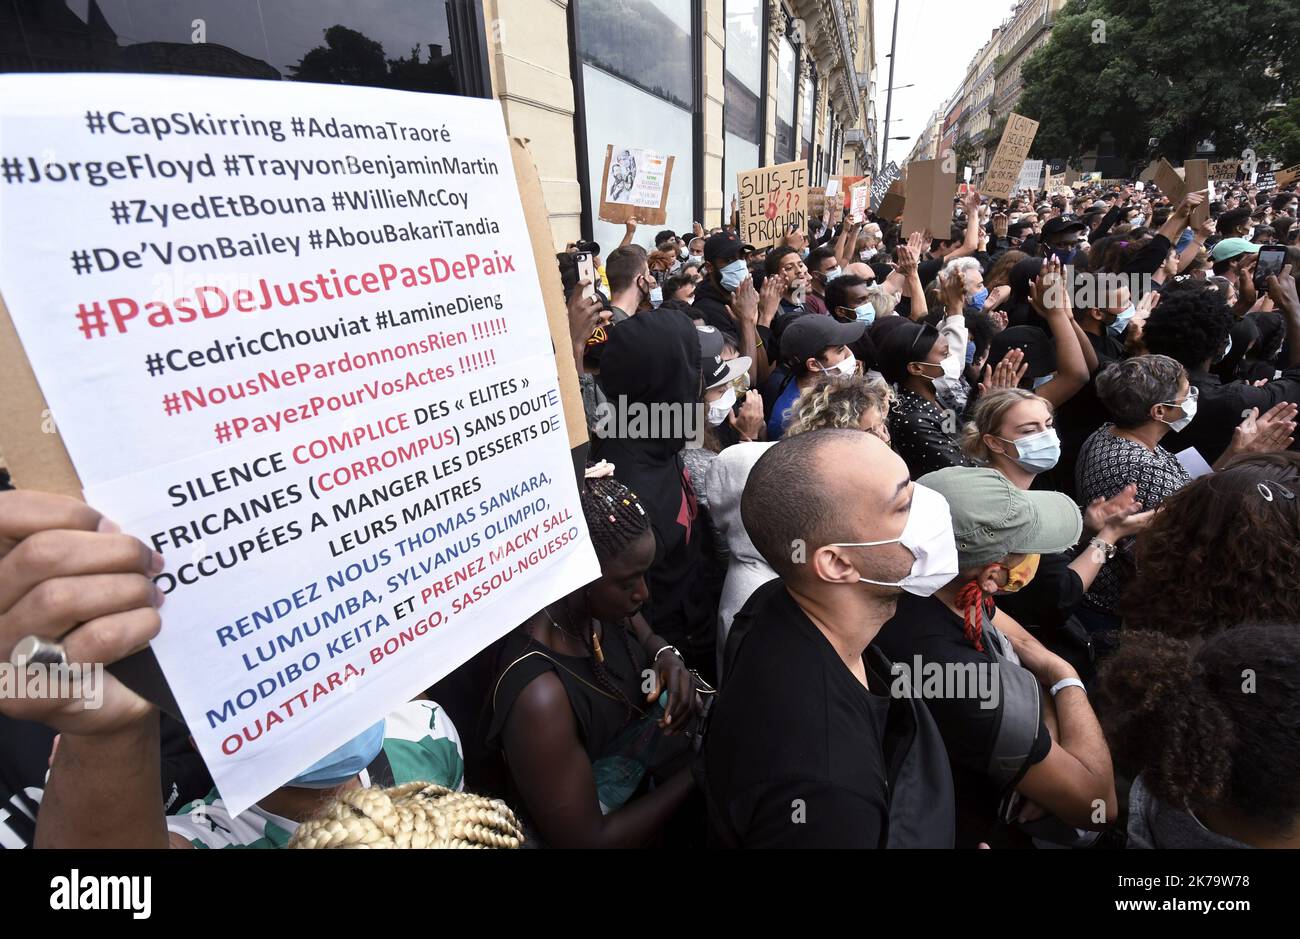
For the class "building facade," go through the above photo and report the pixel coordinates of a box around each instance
[1,0,877,250]
[992,0,1064,125]
[956,28,999,175]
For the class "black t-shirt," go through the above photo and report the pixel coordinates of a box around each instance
[703,580,954,848]
[0,713,211,849]
[874,593,1051,848]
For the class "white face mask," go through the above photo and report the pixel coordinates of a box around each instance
[860,248,878,261]
[649,286,663,308]
[831,484,959,597]
[1157,387,1198,432]
[818,352,858,377]
[707,387,737,426]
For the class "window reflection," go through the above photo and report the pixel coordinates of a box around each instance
[0,0,465,95]
[576,0,693,111]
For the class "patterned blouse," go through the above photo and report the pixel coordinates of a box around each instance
[888,388,973,480]
[1075,424,1191,613]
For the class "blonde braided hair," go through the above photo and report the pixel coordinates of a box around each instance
[288,782,525,849]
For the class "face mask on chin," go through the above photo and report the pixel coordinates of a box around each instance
[830,484,960,597]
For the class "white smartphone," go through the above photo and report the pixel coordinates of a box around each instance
[575,251,597,301]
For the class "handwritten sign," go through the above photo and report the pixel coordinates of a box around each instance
[1276,164,1300,189]
[981,112,1039,200]
[871,161,901,212]
[1209,160,1239,183]
[737,160,809,250]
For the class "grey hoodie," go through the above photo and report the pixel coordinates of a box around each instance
[1127,774,1252,849]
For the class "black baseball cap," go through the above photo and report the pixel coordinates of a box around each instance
[781,314,866,365]
[704,232,744,265]
[1040,217,1086,239]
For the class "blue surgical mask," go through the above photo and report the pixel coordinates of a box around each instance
[1032,372,1056,390]
[1000,428,1061,473]
[824,267,842,283]
[719,259,748,292]
[853,303,876,325]
[967,287,989,311]
[1052,247,1078,265]
[290,722,385,788]
[800,248,810,260]
[650,286,664,308]
[1108,303,1135,335]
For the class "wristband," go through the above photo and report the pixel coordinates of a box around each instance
[1050,677,1086,697]
[653,645,683,665]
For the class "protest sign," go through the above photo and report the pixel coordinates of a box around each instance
[737,160,809,250]
[980,112,1039,200]
[1209,160,1239,183]
[1016,159,1043,192]
[1154,158,1186,201]
[1183,159,1210,227]
[597,145,674,226]
[901,159,956,237]
[809,186,827,220]
[1277,164,1300,189]
[0,74,601,815]
[1257,165,1277,190]
[871,161,901,211]
[849,181,871,219]
[877,180,906,222]
[837,175,867,210]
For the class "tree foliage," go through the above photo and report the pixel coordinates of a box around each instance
[1017,0,1300,167]
[1263,97,1300,167]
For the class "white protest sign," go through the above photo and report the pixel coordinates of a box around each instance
[0,74,600,814]
[1017,159,1043,192]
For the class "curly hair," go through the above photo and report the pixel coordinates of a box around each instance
[1121,453,1300,638]
[959,388,1052,463]
[1093,626,1300,832]
[289,782,524,849]
[784,374,892,437]
[1143,280,1234,369]
[985,250,1027,290]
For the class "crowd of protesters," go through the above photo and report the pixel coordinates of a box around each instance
[3,170,1300,851]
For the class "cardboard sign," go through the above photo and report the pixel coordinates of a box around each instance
[737,160,809,249]
[1277,164,1300,189]
[1183,159,1210,227]
[1154,158,1186,201]
[835,175,866,211]
[981,112,1040,200]
[877,180,906,221]
[809,186,827,220]
[1209,160,1240,183]
[598,145,674,226]
[0,73,600,816]
[901,158,956,237]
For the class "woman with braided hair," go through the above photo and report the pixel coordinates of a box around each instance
[485,468,703,847]
[289,782,524,849]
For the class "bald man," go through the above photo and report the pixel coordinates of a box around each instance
[701,429,958,847]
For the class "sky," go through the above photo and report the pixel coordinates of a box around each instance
[871,0,1017,165]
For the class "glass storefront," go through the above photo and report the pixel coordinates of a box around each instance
[775,28,797,164]
[723,0,763,205]
[0,1,486,95]
[575,0,697,249]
